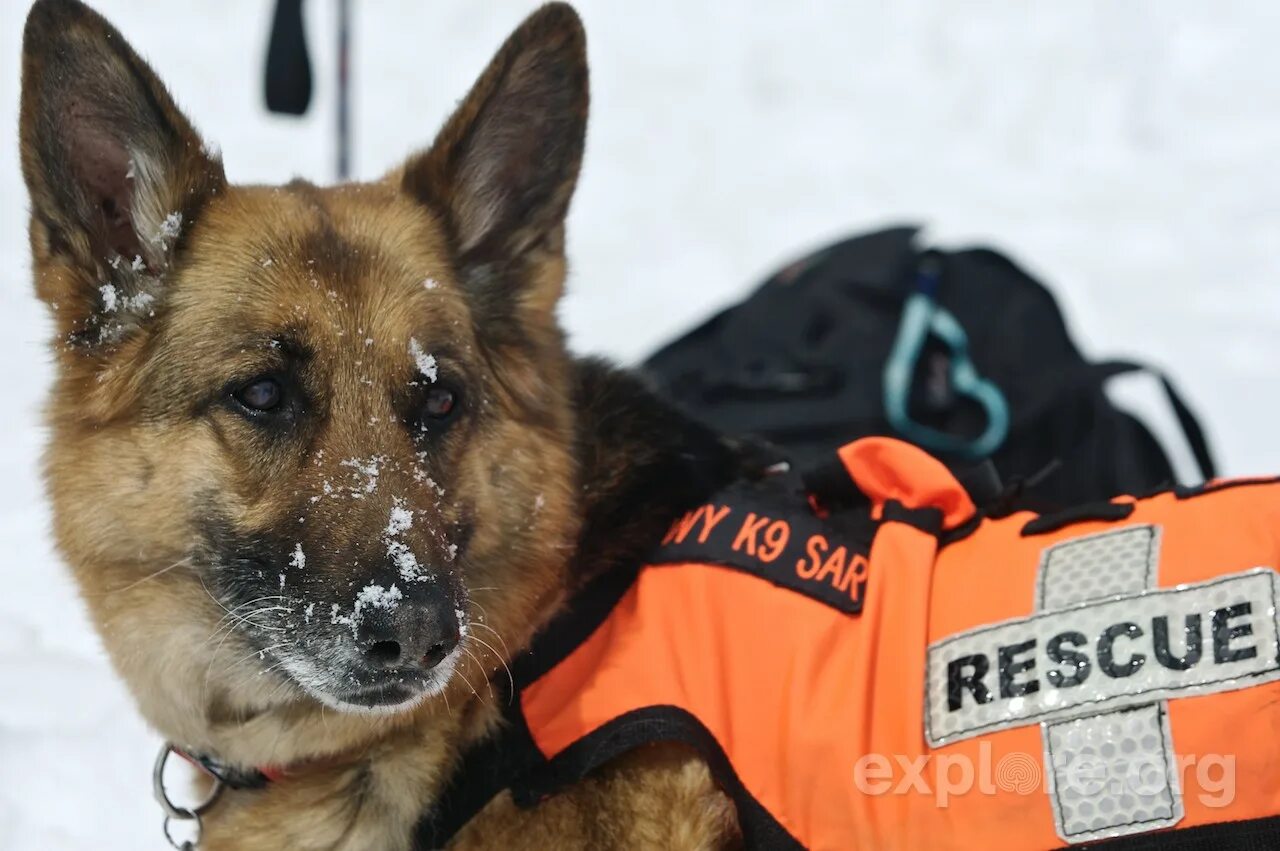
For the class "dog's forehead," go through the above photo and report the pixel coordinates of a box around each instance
[171,181,472,358]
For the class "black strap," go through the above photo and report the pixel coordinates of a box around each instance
[264,0,312,116]
[415,699,545,849]
[510,706,804,850]
[1096,360,1218,482]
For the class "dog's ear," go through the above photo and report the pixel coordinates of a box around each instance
[398,3,588,318]
[20,0,225,289]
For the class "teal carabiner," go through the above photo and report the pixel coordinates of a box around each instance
[883,256,1009,460]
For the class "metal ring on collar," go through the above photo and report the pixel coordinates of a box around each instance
[153,742,225,821]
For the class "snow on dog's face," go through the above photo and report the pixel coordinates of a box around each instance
[20,0,587,727]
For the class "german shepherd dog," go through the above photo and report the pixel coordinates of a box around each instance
[20,0,752,847]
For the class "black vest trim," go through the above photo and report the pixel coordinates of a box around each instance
[881,498,945,535]
[1080,814,1280,850]
[512,705,803,851]
[413,691,543,849]
[1020,501,1136,536]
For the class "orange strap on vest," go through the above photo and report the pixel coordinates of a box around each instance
[416,438,1280,851]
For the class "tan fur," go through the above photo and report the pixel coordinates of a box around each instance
[21,1,736,848]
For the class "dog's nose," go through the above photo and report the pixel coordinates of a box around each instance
[356,602,459,671]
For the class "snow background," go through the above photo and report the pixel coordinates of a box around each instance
[1,1,1277,847]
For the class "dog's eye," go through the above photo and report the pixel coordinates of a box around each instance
[410,385,461,437]
[234,377,283,412]
[422,386,457,421]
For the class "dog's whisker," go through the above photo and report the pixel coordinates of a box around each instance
[101,556,193,596]
[224,642,290,676]
[198,574,236,617]
[198,578,290,632]
[228,656,294,696]
[227,605,290,624]
[228,659,285,695]
[223,595,288,611]
[202,627,289,694]
[466,634,514,703]
[469,621,511,660]
[460,646,495,700]
[452,662,484,706]
[208,601,291,627]
[216,608,289,631]
[201,626,240,696]
[202,606,290,644]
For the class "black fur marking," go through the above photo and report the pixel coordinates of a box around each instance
[566,359,756,589]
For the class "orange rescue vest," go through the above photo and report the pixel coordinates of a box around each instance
[419,438,1280,850]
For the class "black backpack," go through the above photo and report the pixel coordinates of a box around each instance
[643,226,1216,512]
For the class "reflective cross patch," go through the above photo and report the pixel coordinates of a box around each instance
[924,525,1280,843]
